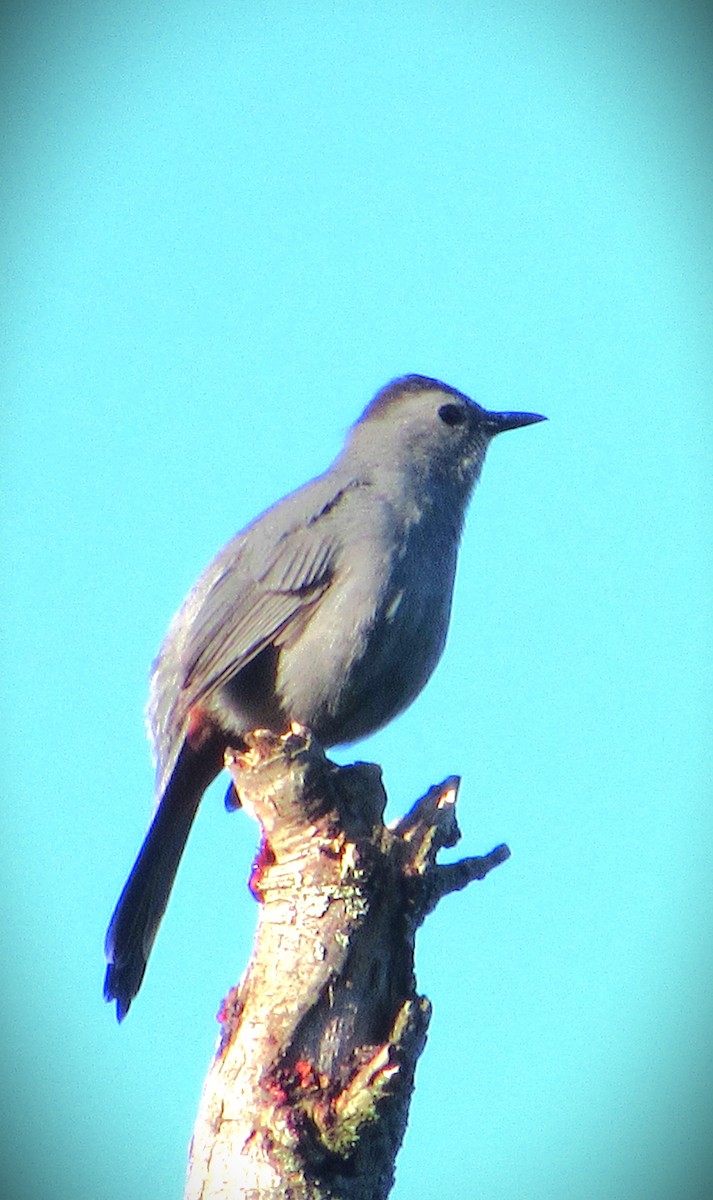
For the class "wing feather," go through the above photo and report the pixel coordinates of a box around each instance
[148,477,364,786]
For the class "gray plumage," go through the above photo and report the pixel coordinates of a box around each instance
[104,374,545,1018]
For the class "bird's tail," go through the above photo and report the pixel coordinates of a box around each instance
[103,746,216,1021]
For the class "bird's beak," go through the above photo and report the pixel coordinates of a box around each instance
[483,410,547,435]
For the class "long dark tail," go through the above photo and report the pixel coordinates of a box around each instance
[104,746,217,1021]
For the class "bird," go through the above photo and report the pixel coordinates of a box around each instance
[104,373,545,1019]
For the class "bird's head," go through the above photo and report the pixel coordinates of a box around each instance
[348,374,546,499]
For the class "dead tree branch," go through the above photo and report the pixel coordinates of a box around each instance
[185,726,509,1200]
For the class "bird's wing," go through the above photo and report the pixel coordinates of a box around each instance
[147,479,361,789]
[180,525,336,698]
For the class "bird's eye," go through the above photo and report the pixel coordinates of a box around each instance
[438,403,466,427]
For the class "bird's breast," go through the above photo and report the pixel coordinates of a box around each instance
[275,521,459,745]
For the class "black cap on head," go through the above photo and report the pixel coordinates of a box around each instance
[359,374,468,423]
[359,376,547,436]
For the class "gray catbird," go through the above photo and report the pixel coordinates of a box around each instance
[104,374,545,1019]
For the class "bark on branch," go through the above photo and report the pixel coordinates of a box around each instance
[185,726,509,1200]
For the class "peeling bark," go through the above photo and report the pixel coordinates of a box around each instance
[185,726,509,1200]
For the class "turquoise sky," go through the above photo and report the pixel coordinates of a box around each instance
[2,2,712,1197]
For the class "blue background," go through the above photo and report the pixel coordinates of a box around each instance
[2,1,712,1197]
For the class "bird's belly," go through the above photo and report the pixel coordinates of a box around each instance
[275,568,454,746]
